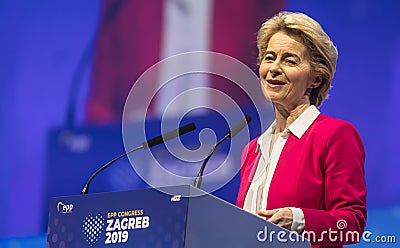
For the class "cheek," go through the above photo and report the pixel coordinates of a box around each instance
[287,68,313,89]
[259,64,268,79]
[296,74,313,90]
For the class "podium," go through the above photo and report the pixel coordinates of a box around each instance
[47,185,310,247]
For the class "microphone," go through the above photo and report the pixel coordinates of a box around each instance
[193,115,251,188]
[143,122,196,149]
[81,122,197,194]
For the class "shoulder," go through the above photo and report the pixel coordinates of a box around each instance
[311,114,365,157]
[311,114,362,139]
[314,114,357,130]
[297,114,364,158]
[240,136,259,167]
[243,136,259,153]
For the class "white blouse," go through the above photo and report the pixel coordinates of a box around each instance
[243,105,320,233]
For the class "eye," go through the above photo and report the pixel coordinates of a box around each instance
[263,54,275,62]
[285,58,298,65]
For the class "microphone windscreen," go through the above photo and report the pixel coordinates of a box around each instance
[144,122,197,149]
[229,115,251,138]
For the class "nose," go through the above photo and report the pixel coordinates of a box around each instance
[269,60,282,77]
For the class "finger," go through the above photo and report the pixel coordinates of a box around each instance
[267,212,281,224]
[268,208,293,229]
[257,209,278,217]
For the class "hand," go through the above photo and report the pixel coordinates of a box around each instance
[258,208,293,230]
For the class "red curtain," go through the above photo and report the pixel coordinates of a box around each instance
[86,0,286,124]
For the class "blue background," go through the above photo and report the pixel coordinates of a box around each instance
[0,0,399,247]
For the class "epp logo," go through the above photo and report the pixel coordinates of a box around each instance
[171,195,181,202]
[57,201,74,213]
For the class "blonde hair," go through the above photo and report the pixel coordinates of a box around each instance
[257,11,338,107]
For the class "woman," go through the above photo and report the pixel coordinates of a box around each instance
[236,12,366,247]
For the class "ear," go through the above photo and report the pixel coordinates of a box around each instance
[310,74,322,89]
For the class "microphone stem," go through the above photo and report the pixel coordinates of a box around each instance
[81,145,144,194]
[193,133,230,188]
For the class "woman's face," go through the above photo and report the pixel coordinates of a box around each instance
[259,31,318,109]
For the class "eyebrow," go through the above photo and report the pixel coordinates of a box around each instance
[265,51,301,59]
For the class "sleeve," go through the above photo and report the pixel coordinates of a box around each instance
[236,142,252,207]
[288,207,305,234]
[302,122,367,246]
[236,139,259,208]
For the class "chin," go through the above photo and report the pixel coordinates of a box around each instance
[265,92,282,102]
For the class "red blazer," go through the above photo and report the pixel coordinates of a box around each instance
[236,114,366,247]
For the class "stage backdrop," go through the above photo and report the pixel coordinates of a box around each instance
[0,1,399,246]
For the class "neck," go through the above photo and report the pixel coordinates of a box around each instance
[274,101,311,133]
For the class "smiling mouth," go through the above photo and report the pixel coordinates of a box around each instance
[267,80,286,86]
